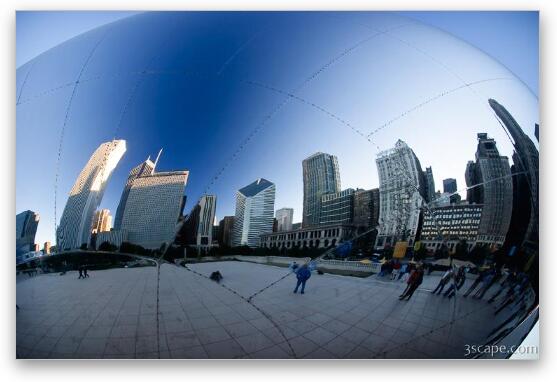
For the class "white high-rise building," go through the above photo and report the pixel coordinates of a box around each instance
[375,140,426,249]
[120,170,188,249]
[232,178,276,247]
[57,140,126,250]
[275,208,294,232]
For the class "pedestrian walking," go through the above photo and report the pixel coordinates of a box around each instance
[84,266,89,278]
[78,266,84,279]
[474,269,496,299]
[293,263,311,294]
[432,268,453,294]
[463,269,486,297]
[456,266,466,289]
[399,265,424,301]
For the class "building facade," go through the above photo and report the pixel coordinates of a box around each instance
[302,152,341,228]
[423,166,436,203]
[489,99,539,255]
[320,188,354,226]
[95,229,128,250]
[420,204,483,253]
[120,170,188,250]
[178,195,217,249]
[57,140,126,250]
[465,133,513,247]
[232,178,276,247]
[275,208,294,232]
[443,178,461,204]
[16,210,39,258]
[375,140,426,249]
[260,224,354,250]
[114,157,156,230]
[218,216,235,247]
[353,188,380,232]
[91,209,112,234]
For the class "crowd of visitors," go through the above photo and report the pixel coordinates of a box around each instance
[377,258,531,309]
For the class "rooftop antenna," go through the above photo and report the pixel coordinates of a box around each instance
[153,148,163,171]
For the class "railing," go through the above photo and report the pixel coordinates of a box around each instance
[316,259,382,273]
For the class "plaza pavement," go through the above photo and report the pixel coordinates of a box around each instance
[16,260,506,359]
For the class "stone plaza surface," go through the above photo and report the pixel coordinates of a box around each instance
[16,260,504,359]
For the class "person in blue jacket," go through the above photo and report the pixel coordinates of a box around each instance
[293,263,311,294]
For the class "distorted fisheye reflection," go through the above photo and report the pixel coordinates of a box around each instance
[16,11,539,359]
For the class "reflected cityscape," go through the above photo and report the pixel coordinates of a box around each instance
[16,11,539,359]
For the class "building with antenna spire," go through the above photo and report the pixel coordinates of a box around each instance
[113,155,156,230]
[116,150,188,250]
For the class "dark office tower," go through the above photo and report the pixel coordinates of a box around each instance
[218,216,235,247]
[489,99,539,254]
[353,188,380,232]
[114,156,156,230]
[302,152,341,228]
[465,133,513,248]
[443,178,461,204]
[423,167,436,203]
[177,195,217,248]
[465,161,482,204]
[443,178,457,194]
[16,210,40,259]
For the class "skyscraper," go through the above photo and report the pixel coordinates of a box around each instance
[114,156,156,230]
[302,152,341,228]
[353,188,380,231]
[465,133,513,247]
[16,210,39,258]
[91,209,112,234]
[443,178,457,194]
[375,140,426,249]
[320,188,354,225]
[423,167,436,203]
[275,208,294,232]
[57,140,126,250]
[120,170,188,250]
[489,99,539,254]
[178,195,217,248]
[218,216,235,247]
[443,178,461,204]
[232,178,276,247]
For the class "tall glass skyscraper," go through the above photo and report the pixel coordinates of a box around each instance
[302,152,341,228]
[232,178,276,247]
[57,140,126,250]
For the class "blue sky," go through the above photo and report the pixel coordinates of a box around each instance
[16,12,539,246]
